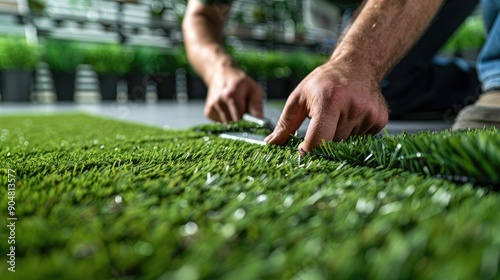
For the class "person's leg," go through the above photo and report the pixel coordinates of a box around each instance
[452,0,500,130]
[381,0,480,119]
[477,0,500,93]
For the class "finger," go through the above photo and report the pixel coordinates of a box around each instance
[367,106,389,135]
[265,94,306,145]
[299,107,340,153]
[349,114,378,136]
[205,103,221,123]
[220,81,245,122]
[214,102,230,124]
[332,114,353,141]
[226,98,243,122]
[356,113,379,136]
[248,89,264,118]
[352,124,369,137]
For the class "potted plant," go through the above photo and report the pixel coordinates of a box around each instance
[131,46,183,101]
[154,49,182,100]
[262,51,290,99]
[43,40,84,101]
[233,49,266,82]
[85,44,134,101]
[178,49,208,100]
[173,48,207,100]
[287,51,308,91]
[0,37,40,102]
[125,46,162,101]
[186,70,207,100]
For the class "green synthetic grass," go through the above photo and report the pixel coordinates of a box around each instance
[0,114,500,280]
[317,129,500,185]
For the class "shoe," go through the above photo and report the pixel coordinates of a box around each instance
[452,91,500,131]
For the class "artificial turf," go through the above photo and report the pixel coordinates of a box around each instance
[0,113,499,280]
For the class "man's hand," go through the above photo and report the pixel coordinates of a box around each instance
[183,0,264,123]
[264,62,388,152]
[266,0,444,152]
[205,66,264,123]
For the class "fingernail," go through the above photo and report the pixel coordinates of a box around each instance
[298,146,308,156]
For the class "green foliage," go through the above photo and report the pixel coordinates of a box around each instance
[133,46,159,74]
[1,114,500,279]
[43,40,85,73]
[287,51,327,78]
[234,50,326,79]
[0,37,40,70]
[233,49,267,77]
[234,50,290,78]
[264,51,292,79]
[84,44,134,75]
[162,49,184,73]
[175,47,194,75]
[133,46,182,75]
[443,15,485,53]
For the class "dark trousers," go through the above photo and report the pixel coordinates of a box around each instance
[381,0,480,119]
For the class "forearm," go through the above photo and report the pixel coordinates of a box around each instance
[182,0,234,84]
[330,0,445,81]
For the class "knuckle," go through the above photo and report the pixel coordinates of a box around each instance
[373,119,387,132]
[380,110,389,124]
[317,88,338,102]
[220,89,236,101]
[365,107,379,122]
[275,118,290,132]
[313,93,336,115]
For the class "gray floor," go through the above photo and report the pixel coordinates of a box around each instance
[0,101,453,134]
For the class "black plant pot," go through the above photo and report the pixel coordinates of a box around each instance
[266,78,290,99]
[153,73,175,100]
[187,75,207,100]
[98,74,120,101]
[0,70,33,102]
[51,71,75,101]
[126,73,148,101]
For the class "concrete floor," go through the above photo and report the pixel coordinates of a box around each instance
[0,101,453,134]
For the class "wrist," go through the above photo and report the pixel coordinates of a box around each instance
[203,54,238,85]
[328,47,386,83]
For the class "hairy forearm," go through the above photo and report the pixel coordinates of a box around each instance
[331,0,445,81]
[182,1,234,84]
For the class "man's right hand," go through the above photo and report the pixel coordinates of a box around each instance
[264,0,445,153]
[204,65,264,123]
[265,61,389,153]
